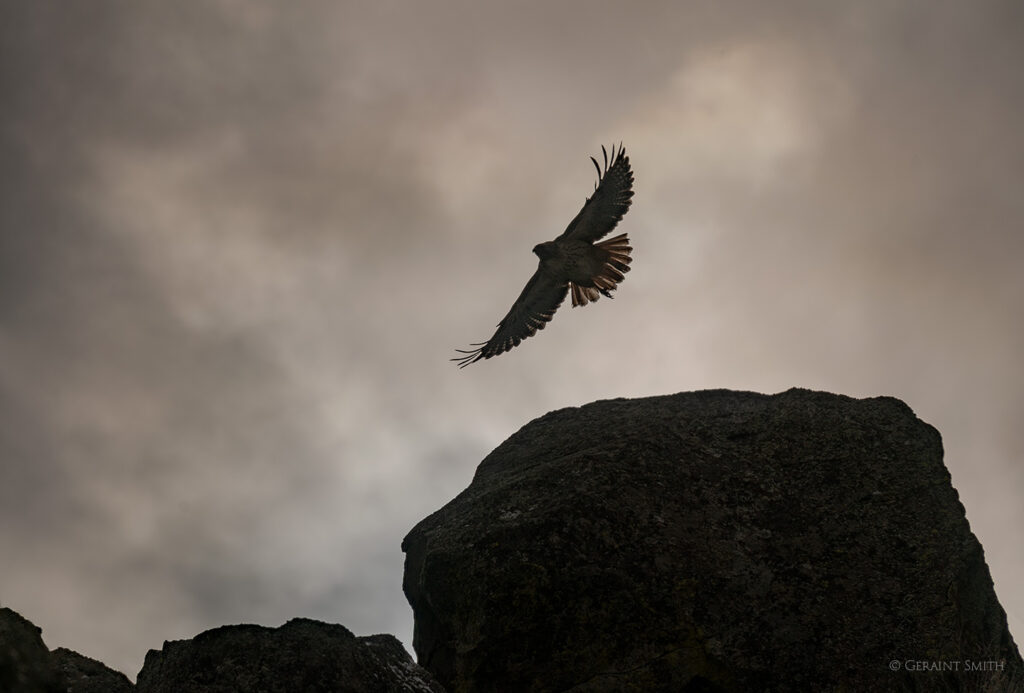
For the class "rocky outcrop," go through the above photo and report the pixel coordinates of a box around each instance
[135,618,443,693]
[402,388,1022,692]
[5,388,1021,692]
[52,647,135,693]
[0,607,63,693]
[0,607,132,692]
[1,607,441,693]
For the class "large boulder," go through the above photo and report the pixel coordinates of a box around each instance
[135,618,443,693]
[402,388,1022,692]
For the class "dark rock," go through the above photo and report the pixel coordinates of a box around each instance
[52,647,135,692]
[135,617,444,693]
[0,606,63,693]
[402,388,1023,692]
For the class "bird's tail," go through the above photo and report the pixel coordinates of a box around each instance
[570,233,632,307]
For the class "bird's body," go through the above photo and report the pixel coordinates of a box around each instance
[453,144,634,367]
[533,234,633,306]
[532,239,595,287]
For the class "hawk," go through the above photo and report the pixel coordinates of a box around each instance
[453,144,634,368]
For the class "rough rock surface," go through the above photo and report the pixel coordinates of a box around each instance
[403,388,1022,692]
[52,647,135,693]
[0,606,63,693]
[135,617,444,693]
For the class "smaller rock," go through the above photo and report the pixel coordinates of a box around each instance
[136,618,444,693]
[0,606,63,693]
[52,647,135,693]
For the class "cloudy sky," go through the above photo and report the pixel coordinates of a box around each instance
[2,0,1022,677]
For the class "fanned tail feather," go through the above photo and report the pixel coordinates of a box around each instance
[571,284,601,306]
[570,233,633,307]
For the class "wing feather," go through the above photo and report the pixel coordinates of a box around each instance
[453,268,568,368]
[557,143,634,243]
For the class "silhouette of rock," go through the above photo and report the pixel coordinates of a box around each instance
[402,388,1022,692]
[2,607,438,693]
[5,388,1021,691]
[135,618,443,693]
[52,647,134,693]
[0,607,63,693]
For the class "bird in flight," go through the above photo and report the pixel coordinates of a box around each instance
[453,144,634,368]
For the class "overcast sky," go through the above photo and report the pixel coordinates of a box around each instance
[2,0,1022,678]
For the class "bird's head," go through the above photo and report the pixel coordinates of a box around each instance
[532,241,557,260]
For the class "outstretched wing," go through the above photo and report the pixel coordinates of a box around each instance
[556,143,634,244]
[453,267,569,368]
